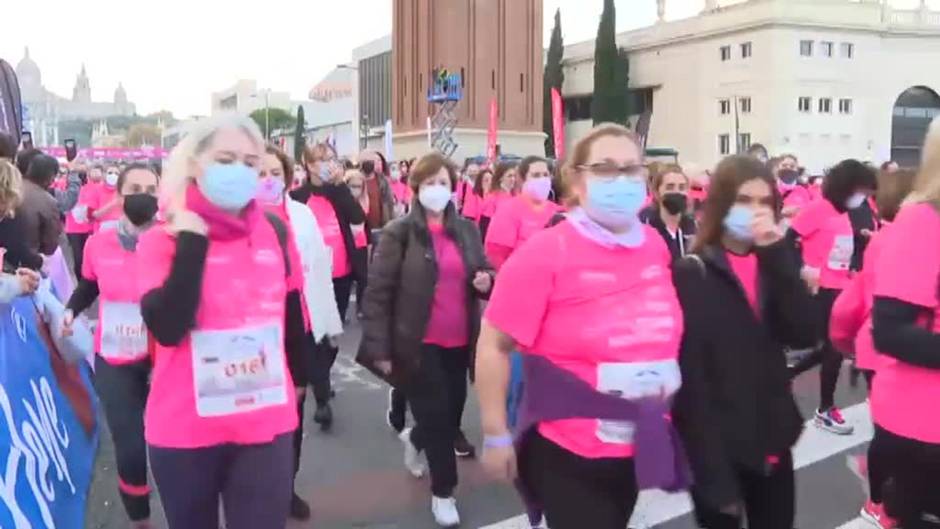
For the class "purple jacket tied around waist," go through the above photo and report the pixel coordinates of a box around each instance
[512,353,691,521]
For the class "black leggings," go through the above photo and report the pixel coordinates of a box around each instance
[310,338,338,405]
[333,274,354,323]
[692,452,795,529]
[522,431,638,529]
[405,344,470,497]
[149,433,293,529]
[876,426,940,528]
[817,287,842,410]
[93,356,151,521]
[67,232,88,279]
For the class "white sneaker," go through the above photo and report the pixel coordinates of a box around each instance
[431,496,460,527]
[400,428,426,478]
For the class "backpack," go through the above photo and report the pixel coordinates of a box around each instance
[264,212,291,278]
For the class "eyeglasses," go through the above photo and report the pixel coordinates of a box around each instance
[576,163,649,181]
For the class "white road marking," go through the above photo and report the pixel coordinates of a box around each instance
[480,403,874,529]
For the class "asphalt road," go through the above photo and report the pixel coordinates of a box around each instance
[85,313,872,529]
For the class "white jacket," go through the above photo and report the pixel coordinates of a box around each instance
[285,198,344,341]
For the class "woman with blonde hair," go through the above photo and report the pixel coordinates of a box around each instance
[135,113,308,529]
[869,117,940,528]
[476,124,687,529]
[0,159,44,271]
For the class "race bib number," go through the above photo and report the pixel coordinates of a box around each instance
[99,301,148,361]
[71,204,89,224]
[595,360,682,444]
[191,323,287,417]
[827,234,854,271]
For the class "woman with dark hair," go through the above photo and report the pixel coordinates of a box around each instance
[61,163,162,529]
[639,163,696,259]
[292,142,365,429]
[773,154,813,221]
[672,155,817,529]
[479,161,517,240]
[790,159,877,435]
[460,166,493,224]
[485,155,562,269]
[358,151,494,527]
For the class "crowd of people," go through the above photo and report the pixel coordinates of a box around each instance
[1,112,939,529]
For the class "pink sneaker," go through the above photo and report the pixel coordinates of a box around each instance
[860,500,897,529]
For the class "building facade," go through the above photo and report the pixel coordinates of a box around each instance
[210,80,292,116]
[392,0,545,160]
[561,0,940,173]
[15,48,136,147]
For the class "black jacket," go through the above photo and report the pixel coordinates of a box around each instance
[671,240,817,510]
[639,204,697,260]
[357,201,494,385]
[290,182,366,279]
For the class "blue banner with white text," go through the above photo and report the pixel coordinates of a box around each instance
[0,297,98,529]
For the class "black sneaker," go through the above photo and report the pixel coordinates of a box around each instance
[454,430,476,458]
[386,388,406,433]
[313,402,333,431]
[289,492,311,521]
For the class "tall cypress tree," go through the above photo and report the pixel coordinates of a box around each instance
[592,0,628,125]
[293,105,306,162]
[543,9,565,157]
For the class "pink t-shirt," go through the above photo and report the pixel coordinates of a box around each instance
[65,182,98,234]
[461,191,483,222]
[82,229,149,364]
[390,180,413,205]
[486,195,562,254]
[92,184,122,232]
[423,223,469,347]
[307,195,350,278]
[727,251,759,314]
[485,222,683,459]
[780,184,814,212]
[351,224,368,249]
[480,191,511,219]
[871,203,940,443]
[136,217,298,449]
[791,198,854,290]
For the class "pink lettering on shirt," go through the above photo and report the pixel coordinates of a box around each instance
[871,203,940,443]
[485,222,683,458]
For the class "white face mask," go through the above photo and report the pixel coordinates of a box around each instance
[105,172,119,187]
[846,192,867,209]
[418,184,451,213]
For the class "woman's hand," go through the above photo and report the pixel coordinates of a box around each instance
[16,268,40,295]
[801,266,820,295]
[61,309,75,337]
[481,443,517,482]
[472,271,493,294]
[168,210,208,236]
[751,210,783,247]
[374,360,392,376]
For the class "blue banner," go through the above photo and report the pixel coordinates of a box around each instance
[0,297,98,529]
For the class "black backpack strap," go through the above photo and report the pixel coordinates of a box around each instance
[264,211,291,278]
[545,212,567,228]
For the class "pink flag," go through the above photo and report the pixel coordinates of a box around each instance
[487,97,499,164]
[551,88,565,160]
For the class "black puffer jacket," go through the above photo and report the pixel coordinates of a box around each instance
[357,201,493,385]
[671,240,818,510]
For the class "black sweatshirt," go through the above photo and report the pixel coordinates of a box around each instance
[873,296,940,369]
[139,232,310,387]
[0,214,44,271]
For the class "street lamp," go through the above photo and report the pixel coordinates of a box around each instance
[250,89,271,139]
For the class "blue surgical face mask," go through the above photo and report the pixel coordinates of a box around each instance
[583,176,647,231]
[723,204,754,242]
[199,162,259,211]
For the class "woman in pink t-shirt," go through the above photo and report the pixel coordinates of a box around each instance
[135,115,308,529]
[789,159,876,435]
[485,156,563,269]
[357,152,494,527]
[772,154,813,220]
[90,165,124,232]
[672,155,817,529]
[479,161,517,241]
[65,165,103,278]
[61,163,161,529]
[476,125,684,529]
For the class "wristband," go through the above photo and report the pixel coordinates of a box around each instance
[483,433,514,449]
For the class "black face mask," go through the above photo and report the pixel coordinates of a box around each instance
[123,193,158,226]
[360,161,375,176]
[661,192,688,215]
[778,168,800,184]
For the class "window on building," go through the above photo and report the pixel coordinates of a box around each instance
[720,45,732,61]
[821,41,834,57]
[719,134,731,155]
[741,42,752,59]
[819,97,832,113]
[740,97,752,114]
[800,40,813,56]
[564,95,593,121]
[841,42,854,59]
[798,97,812,112]
[739,133,752,152]
[839,98,853,114]
[719,99,731,115]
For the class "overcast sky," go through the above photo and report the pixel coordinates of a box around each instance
[1,0,933,117]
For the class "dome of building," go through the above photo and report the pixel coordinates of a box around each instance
[15,47,43,101]
[114,82,127,105]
